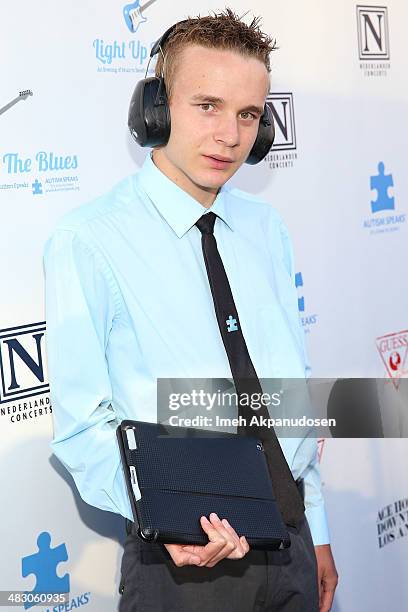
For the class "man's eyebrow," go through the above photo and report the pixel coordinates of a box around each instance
[190,94,264,116]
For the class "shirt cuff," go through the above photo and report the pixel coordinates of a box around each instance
[305,502,331,546]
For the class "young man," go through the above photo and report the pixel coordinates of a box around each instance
[43,9,338,612]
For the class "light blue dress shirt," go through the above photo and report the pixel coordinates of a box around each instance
[43,152,330,545]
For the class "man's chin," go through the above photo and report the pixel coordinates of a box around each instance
[197,167,238,190]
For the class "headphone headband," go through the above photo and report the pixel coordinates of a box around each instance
[150,20,188,58]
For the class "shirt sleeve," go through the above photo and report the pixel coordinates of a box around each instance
[278,217,331,546]
[302,444,331,545]
[43,228,133,520]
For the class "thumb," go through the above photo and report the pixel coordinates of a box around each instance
[177,550,202,566]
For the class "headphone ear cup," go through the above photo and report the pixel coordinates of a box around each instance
[128,77,171,148]
[245,103,275,165]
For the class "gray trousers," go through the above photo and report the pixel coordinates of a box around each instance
[118,516,319,612]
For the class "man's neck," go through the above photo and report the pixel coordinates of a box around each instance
[151,149,218,209]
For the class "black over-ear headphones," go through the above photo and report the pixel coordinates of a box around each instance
[128,21,275,165]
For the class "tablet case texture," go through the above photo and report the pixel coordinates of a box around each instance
[117,420,291,550]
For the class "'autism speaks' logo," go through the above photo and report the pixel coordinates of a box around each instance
[21,531,91,611]
[363,162,405,234]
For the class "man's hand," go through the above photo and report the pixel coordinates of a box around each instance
[314,544,338,611]
[163,513,250,568]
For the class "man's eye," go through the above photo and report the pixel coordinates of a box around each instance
[199,103,215,112]
[240,112,256,120]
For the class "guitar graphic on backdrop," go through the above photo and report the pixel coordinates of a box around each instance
[123,0,158,33]
[0,90,33,117]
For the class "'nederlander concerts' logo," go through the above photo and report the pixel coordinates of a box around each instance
[363,162,405,234]
[356,5,390,76]
[377,498,408,548]
[264,93,298,170]
[295,272,318,334]
[0,322,51,424]
[376,330,408,389]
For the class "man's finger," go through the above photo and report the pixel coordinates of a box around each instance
[221,518,240,541]
[200,515,226,541]
[207,513,238,544]
[185,515,239,566]
[221,519,248,557]
[320,573,338,611]
[174,551,202,567]
[222,519,249,548]
[240,535,250,553]
[199,516,232,565]
[319,585,336,612]
[317,568,323,605]
[182,517,228,566]
[182,539,226,560]
[201,540,235,567]
[179,543,204,556]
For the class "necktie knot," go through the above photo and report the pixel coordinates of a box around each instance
[195,212,217,235]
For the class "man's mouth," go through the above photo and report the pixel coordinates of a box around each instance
[203,155,234,169]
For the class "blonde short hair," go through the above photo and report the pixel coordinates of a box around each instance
[155,8,277,100]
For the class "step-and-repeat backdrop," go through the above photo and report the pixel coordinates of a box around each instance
[1,1,407,610]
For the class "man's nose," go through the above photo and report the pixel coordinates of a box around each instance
[213,114,240,147]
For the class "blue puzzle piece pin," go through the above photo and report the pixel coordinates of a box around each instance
[370,162,394,213]
[22,532,70,610]
[226,315,238,332]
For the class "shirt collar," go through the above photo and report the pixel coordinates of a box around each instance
[136,152,234,238]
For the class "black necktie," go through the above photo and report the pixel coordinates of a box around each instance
[195,211,304,527]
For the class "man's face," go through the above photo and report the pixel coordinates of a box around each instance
[157,44,270,201]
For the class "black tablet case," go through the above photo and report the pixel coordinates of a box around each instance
[117,419,291,550]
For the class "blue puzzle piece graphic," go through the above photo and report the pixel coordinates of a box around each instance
[370,161,394,213]
[226,315,238,332]
[22,532,70,610]
[295,272,305,312]
[32,179,43,195]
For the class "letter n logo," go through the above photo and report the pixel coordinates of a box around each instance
[357,5,390,60]
[0,322,49,403]
[265,93,296,151]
